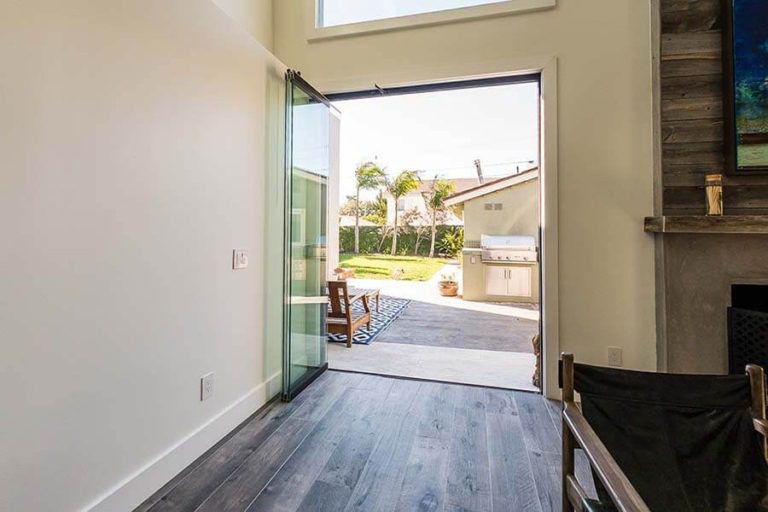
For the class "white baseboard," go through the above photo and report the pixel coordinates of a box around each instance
[86,371,282,512]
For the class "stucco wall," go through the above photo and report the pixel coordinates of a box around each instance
[273,1,658,373]
[463,178,539,244]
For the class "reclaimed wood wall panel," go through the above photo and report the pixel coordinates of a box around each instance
[661,97,722,121]
[660,0,768,214]
[663,141,724,165]
[661,75,721,100]
[664,186,768,210]
[662,119,723,144]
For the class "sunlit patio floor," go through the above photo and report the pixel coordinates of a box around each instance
[328,263,540,391]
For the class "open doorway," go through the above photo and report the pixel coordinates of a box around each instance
[325,75,543,392]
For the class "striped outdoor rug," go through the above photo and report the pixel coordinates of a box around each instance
[327,295,411,345]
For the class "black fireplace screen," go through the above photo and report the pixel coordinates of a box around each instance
[728,307,768,374]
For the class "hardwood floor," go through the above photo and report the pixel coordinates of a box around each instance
[137,371,566,512]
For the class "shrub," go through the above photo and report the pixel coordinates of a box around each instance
[339,225,462,257]
[436,227,464,258]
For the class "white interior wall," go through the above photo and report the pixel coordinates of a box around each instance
[210,0,274,50]
[274,1,658,375]
[0,1,284,511]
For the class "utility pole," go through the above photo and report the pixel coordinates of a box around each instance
[473,159,484,184]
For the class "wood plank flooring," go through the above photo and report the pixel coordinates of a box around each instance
[137,371,569,512]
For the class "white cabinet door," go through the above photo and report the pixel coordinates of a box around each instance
[506,266,532,297]
[485,266,509,296]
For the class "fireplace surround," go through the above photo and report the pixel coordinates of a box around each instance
[662,234,768,374]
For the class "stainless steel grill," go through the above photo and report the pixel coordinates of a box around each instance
[480,234,538,262]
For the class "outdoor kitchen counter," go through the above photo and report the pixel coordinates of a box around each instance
[461,249,539,304]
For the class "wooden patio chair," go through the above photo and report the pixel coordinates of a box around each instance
[326,280,371,348]
[561,352,768,512]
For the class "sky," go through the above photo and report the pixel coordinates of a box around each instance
[320,0,509,27]
[333,82,540,201]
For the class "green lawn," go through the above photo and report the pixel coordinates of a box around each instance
[339,254,448,281]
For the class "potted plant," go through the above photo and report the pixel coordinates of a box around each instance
[438,271,459,297]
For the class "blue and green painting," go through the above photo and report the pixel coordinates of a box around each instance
[733,0,768,169]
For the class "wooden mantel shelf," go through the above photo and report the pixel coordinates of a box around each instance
[644,216,768,234]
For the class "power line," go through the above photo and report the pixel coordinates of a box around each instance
[416,159,536,176]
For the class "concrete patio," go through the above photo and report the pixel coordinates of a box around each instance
[328,263,540,390]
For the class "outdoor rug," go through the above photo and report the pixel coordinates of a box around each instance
[327,295,411,346]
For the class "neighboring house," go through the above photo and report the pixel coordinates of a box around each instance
[338,215,377,227]
[383,177,480,227]
[445,168,539,303]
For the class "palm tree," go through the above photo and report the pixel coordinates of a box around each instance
[353,161,385,254]
[423,177,456,258]
[386,170,420,256]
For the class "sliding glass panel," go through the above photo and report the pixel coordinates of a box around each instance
[263,63,287,402]
[282,72,331,400]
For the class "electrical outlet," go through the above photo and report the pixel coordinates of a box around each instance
[200,373,214,401]
[607,347,623,367]
[232,250,248,270]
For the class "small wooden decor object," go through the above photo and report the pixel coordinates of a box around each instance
[705,174,723,216]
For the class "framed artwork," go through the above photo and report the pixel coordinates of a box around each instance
[723,0,768,173]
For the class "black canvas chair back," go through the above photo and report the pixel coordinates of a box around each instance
[574,363,768,512]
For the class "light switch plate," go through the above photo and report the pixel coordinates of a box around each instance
[232,249,248,270]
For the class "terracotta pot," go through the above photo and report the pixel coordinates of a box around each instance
[438,281,458,297]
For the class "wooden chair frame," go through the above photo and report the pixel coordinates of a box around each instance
[560,352,768,512]
[327,280,371,348]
